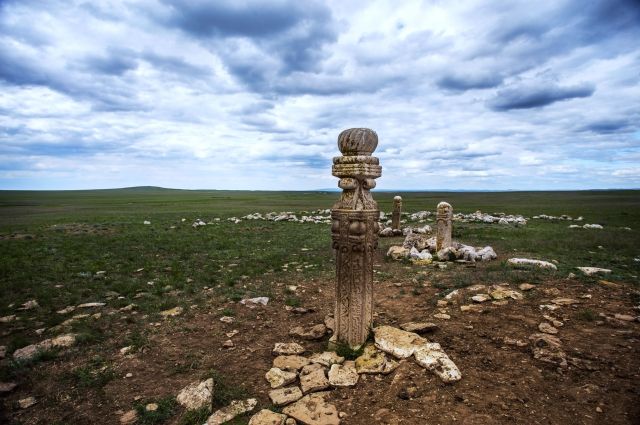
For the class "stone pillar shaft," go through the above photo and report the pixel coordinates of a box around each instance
[331,128,381,348]
[391,196,402,231]
[436,201,453,251]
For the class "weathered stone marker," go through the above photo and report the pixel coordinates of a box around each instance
[436,201,453,251]
[331,128,381,348]
[391,196,402,231]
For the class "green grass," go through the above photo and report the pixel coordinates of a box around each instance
[135,396,178,424]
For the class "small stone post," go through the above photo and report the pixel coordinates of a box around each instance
[436,201,453,251]
[331,128,382,348]
[391,196,402,232]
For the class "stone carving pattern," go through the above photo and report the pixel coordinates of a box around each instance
[331,128,381,348]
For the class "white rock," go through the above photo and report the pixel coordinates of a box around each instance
[477,246,497,261]
[583,224,603,229]
[577,267,611,276]
[248,409,287,425]
[240,297,269,306]
[176,378,214,411]
[309,352,344,367]
[387,246,409,260]
[300,368,329,394]
[265,368,298,389]
[143,221,151,225]
[19,396,37,409]
[273,342,305,356]
[373,325,427,359]
[206,399,257,425]
[283,392,340,425]
[13,333,77,361]
[507,258,557,270]
[471,294,491,303]
[77,302,106,308]
[269,386,303,406]
[328,361,359,387]
[414,342,462,383]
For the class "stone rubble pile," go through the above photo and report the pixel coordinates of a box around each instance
[250,324,461,424]
[405,210,527,226]
[387,233,497,263]
[533,214,583,221]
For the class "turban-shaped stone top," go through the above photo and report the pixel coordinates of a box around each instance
[338,128,378,156]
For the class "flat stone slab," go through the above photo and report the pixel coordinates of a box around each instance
[413,342,462,383]
[354,344,398,374]
[309,352,344,367]
[273,355,311,371]
[373,325,428,359]
[248,409,287,425]
[399,322,438,333]
[300,368,329,394]
[290,324,327,340]
[206,398,257,425]
[13,334,77,361]
[577,267,611,276]
[269,386,303,406]
[273,342,305,355]
[282,392,340,425]
[508,258,557,270]
[176,378,213,411]
[265,368,297,389]
[328,361,359,387]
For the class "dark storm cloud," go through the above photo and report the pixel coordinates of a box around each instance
[488,82,595,111]
[582,119,633,134]
[437,73,504,92]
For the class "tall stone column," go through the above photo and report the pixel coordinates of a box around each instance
[436,201,453,251]
[331,128,381,349]
[391,196,402,231]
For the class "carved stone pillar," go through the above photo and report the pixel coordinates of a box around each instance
[331,128,381,348]
[436,201,453,251]
[391,196,402,231]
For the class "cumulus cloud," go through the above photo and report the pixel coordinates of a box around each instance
[0,0,639,190]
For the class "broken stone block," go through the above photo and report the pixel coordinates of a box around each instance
[309,351,344,367]
[248,409,287,425]
[538,322,558,335]
[176,378,214,411]
[268,386,303,407]
[413,342,461,383]
[273,355,311,371]
[577,267,611,276]
[289,324,326,340]
[273,342,305,356]
[300,368,329,394]
[373,326,427,359]
[507,258,557,270]
[283,392,340,425]
[529,333,566,368]
[265,368,297,389]
[328,361,359,387]
[206,398,257,425]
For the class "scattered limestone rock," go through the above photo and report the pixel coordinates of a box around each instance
[273,342,305,356]
[373,326,427,359]
[19,300,39,310]
[269,386,303,406]
[57,306,75,314]
[507,258,557,270]
[18,396,37,409]
[160,306,183,317]
[120,410,138,424]
[519,283,536,291]
[399,322,438,333]
[477,246,497,261]
[176,378,214,411]
[206,398,257,425]
[0,382,17,393]
[414,343,462,383]
[77,302,106,308]
[539,322,559,335]
[614,314,637,322]
[265,368,298,389]
[386,246,409,260]
[146,403,159,412]
[0,315,16,323]
[273,355,311,371]
[290,324,326,340]
[309,352,344,367]
[249,409,287,425]
[240,297,269,307]
[551,298,579,306]
[529,333,566,368]
[471,294,491,303]
[223,340,234,348]
[300,368,329,394]
[460,304,483,313]
[328,361,359,387]
[220,316,235,324]
[583,224,603,229]
[13,333,77,361]
[433,313,451,320]
[283,392,340,425]
[577,267,611,276]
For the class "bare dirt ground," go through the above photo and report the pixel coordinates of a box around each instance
[4,251,639,425]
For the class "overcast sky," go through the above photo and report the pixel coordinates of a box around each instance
[1,0,639,191]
